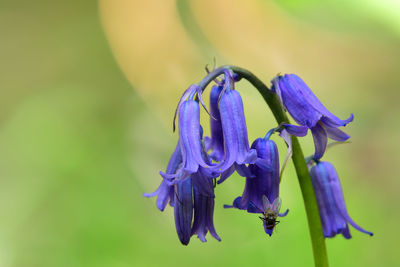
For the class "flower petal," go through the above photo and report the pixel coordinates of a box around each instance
[324,125,351,142]
[341,225,352,239]
[145,143,182,211]
[324,163,373,236]
[207,85,225,162]
[173,85,198,131]
[191,170,215,197]
[255,158,273,172]
[310,161,373,238]
[289,74,354,128]
[178,100,212,176]
[311,123,328,160]
[191,186,221,242]
[174,179,193,245]
[278,209,289,217]
[264,223,273,237]
[310,162,342,238]
[273,75,322,128]
[282,123,308,137]
[143,180,174,211]
[217,165,235,184]
[235,163,254,178]
[225,138,280,215]
[279,129,293,179]
[215,89,253,172]
[320,114,354,128]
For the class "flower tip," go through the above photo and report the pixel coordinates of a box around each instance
[180,240,190,246]
[264,226,273,237]
[213,234,222,242]
[159,171,176,181]
[178,234,191,246]
[345,113,354,125]
[197,235,207,243]
[279,209,289,217]
[143,190,158,198]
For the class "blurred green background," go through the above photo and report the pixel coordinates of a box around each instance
[1,0,399,266]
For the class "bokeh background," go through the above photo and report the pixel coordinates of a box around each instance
[1,0,399,266]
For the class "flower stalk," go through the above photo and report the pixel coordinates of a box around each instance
[197,65,329,267]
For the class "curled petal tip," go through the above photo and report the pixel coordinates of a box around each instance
[143,192,156,198]
[279,209,289,217]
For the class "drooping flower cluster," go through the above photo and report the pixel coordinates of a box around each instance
[272,74,372,238]
[144,68,372,245]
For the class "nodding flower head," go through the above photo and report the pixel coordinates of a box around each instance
[191,180,221,243]
[309,161,373,239]
[272,74,353,160]
[224,134,288,236]
[161,85,216,183]
[210,71,257,184]
[204,84,225,162]
[145,66,364,246]
[174,178,193,245]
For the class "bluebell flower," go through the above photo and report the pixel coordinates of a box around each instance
[162,96,216,182]
[211,71,257,183]
[224,135,288,236]
[204,84,225,162]
[272,74,353,159]
[143,143,193,245]
[309,161,373,239]
[174,178,193,245]
[191,179,221,242]
[146,118,219,245]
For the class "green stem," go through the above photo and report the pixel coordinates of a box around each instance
[197,65,329,267]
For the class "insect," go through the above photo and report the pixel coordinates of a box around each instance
[251,195,287,234]
[260,196,282,232]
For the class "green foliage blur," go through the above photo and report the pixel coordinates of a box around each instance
[0,0,399,266]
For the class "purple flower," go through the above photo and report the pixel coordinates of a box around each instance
[224,136,288,236]
[174,176,220,245]
[204,84,225,162]
[174,178,193,245]
[211,73,257,183]
[310,161,373,239]
[146,126,219,245]
[272,74,353,159]
[191,180,221,242]
[162,98,215,182]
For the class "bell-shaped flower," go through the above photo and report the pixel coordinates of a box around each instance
[162,98,215,182]
[174,178,193,245]
[212,72,257,183]
[191,178,221,242]
[146,140,219,245]
[309,161,373,239]
[204,84,225,162]
[272,74,353,160]
[224,136,288,236]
